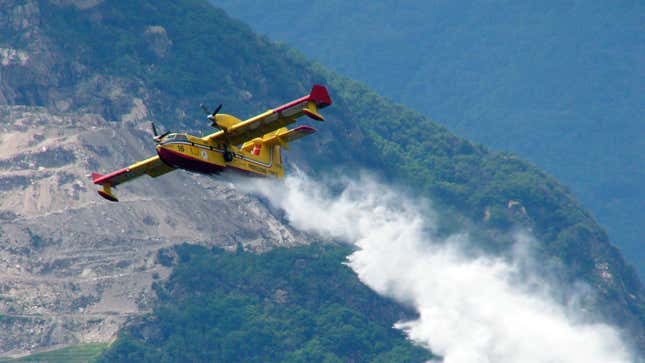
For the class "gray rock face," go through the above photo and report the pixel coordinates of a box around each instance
[0,1,150,122]
[0,106,306,356]
[0,2,309,355]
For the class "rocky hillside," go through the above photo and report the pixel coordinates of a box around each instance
[0,106,305,356]
[0,0,643,357]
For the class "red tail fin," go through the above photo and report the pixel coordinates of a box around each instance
[309,85,332,108]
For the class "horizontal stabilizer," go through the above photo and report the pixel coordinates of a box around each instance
[277,125,317,143]
[303,101,325,121]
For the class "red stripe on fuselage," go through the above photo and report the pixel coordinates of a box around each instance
[157,147,224,175]
[157,147,265,177]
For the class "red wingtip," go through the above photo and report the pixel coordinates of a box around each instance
[91,168,130,185]
[91,172,104,184]
[309,85,332,108]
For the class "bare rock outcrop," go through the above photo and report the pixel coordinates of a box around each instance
[0,1,152,121]
[0,106,306,357]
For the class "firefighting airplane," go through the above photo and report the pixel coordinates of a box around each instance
[91,85,332,202]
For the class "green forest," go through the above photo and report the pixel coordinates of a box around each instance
[98,244,434,362]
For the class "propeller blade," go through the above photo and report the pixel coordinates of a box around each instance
[212,104,222,116]
[154,131,171,142]
[151,122,158,137]
[209,104,224,128]
[202,103,224,129]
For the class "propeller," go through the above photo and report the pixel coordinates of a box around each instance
[199,103,233,162]
[151,122,170,142]
[201,103,223,129]
[211,104,223,118]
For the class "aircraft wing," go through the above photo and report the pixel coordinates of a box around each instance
[240,125,318,153]
[92,155,175,202]
[206,85,332,146]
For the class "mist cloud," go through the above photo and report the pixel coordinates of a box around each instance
[239,171,635,363]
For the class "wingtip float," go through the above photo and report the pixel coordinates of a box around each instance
[92,85,332,202]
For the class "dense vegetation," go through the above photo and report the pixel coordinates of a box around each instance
[0,343,108,363]
[214,0,645,279]
[98,244,434,362]
[3,0,642,351]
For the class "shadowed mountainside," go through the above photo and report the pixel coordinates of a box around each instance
[213,0,645,279]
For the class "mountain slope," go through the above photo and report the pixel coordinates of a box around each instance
[0,0,642,356]
[213,0,645,279]
[99,244,434,362]
[0,105,304,356]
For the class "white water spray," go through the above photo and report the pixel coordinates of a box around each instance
[239,172,634,363]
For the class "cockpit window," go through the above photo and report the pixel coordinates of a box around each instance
[163,133,188,141]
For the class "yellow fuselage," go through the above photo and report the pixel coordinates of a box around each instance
[155,133,284,178]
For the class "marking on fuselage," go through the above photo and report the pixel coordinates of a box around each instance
[160,140,274,168]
